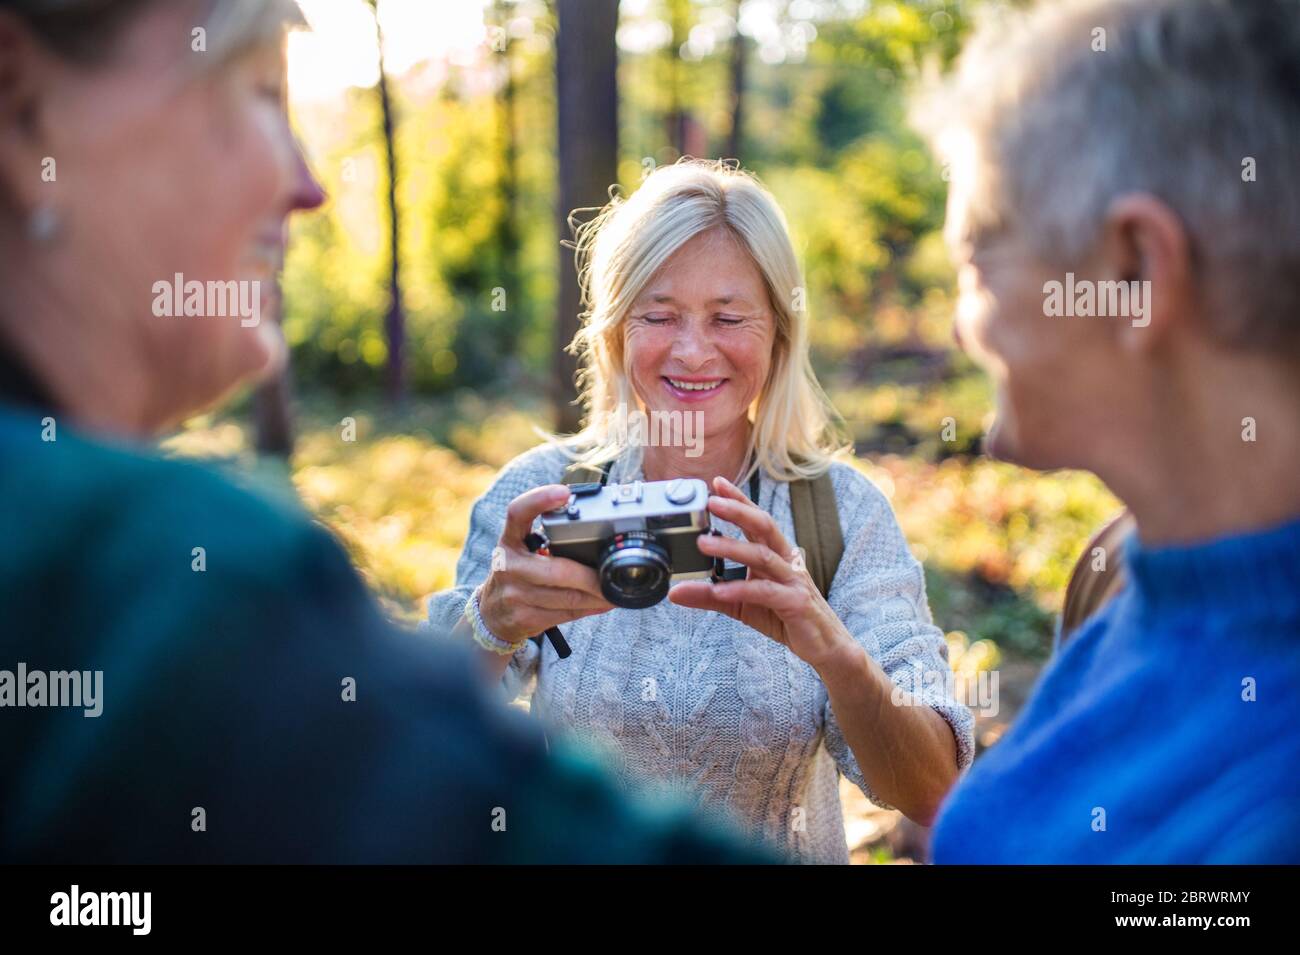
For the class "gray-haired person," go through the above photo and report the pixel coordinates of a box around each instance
[916,0,1300,862]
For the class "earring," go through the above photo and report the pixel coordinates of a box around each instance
[26,204,62,245]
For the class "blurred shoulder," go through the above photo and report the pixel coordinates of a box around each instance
[0,408,336,595]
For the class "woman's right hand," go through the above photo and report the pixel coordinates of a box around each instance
[477,484,616,644]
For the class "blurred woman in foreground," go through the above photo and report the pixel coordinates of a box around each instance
[0,0,761,864]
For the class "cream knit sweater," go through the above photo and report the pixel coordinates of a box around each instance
[424,442,974,863]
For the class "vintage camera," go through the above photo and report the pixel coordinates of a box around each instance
[540,478,715,609]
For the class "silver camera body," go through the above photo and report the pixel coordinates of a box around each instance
[540,477,714,608]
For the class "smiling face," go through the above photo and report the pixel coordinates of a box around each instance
[623,227,777,445]
[945,176,1129,471]
[4,0,324,431]
[949,231,1058,466]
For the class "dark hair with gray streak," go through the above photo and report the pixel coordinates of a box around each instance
[0,0,155,61]
[915,0,1300,351]
[0,0,304,65]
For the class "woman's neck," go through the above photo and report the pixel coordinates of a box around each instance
[640,420,753,485]
[1,252,155,436]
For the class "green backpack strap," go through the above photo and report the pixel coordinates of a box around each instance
[788,470,843,600]
[1058,508,1135,648]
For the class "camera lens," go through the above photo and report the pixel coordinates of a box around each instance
[597,531,671,609]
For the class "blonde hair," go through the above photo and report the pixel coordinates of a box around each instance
[561,159,849,484]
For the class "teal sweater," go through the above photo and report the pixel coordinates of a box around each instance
[933,516,1300,863]
[0,404,771,863]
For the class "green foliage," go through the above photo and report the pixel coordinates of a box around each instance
[167,394,1119,657]
[280,0,979,399]
[252,0,1121,661]
[282,22,557,396]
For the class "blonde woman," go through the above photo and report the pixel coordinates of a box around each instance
[428,160,973,862]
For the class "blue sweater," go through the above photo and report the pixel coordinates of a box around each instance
[932,517,1300,863]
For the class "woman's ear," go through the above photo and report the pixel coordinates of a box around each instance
[0,11,54,219]
[1098,192,1195,354]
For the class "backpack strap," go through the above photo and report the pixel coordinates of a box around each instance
[788,469,843,601]
[1058,508,1135,649]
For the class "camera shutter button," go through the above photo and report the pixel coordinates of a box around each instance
[665,479,696,505]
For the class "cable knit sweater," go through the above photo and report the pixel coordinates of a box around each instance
[424,441,975,863]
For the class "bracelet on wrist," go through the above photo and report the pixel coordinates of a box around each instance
[464,585,528,656]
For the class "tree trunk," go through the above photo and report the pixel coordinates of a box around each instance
[370,0,405,405]
[554,0,619,433]
[495,0,520,362]
[665,0,690,155]
[726,0,746,162]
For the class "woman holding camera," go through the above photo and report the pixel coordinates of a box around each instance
[426,160,973,863]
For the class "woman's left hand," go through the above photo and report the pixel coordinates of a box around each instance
[668,476,856,671]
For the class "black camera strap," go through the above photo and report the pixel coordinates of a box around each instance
[706,459,760,583]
